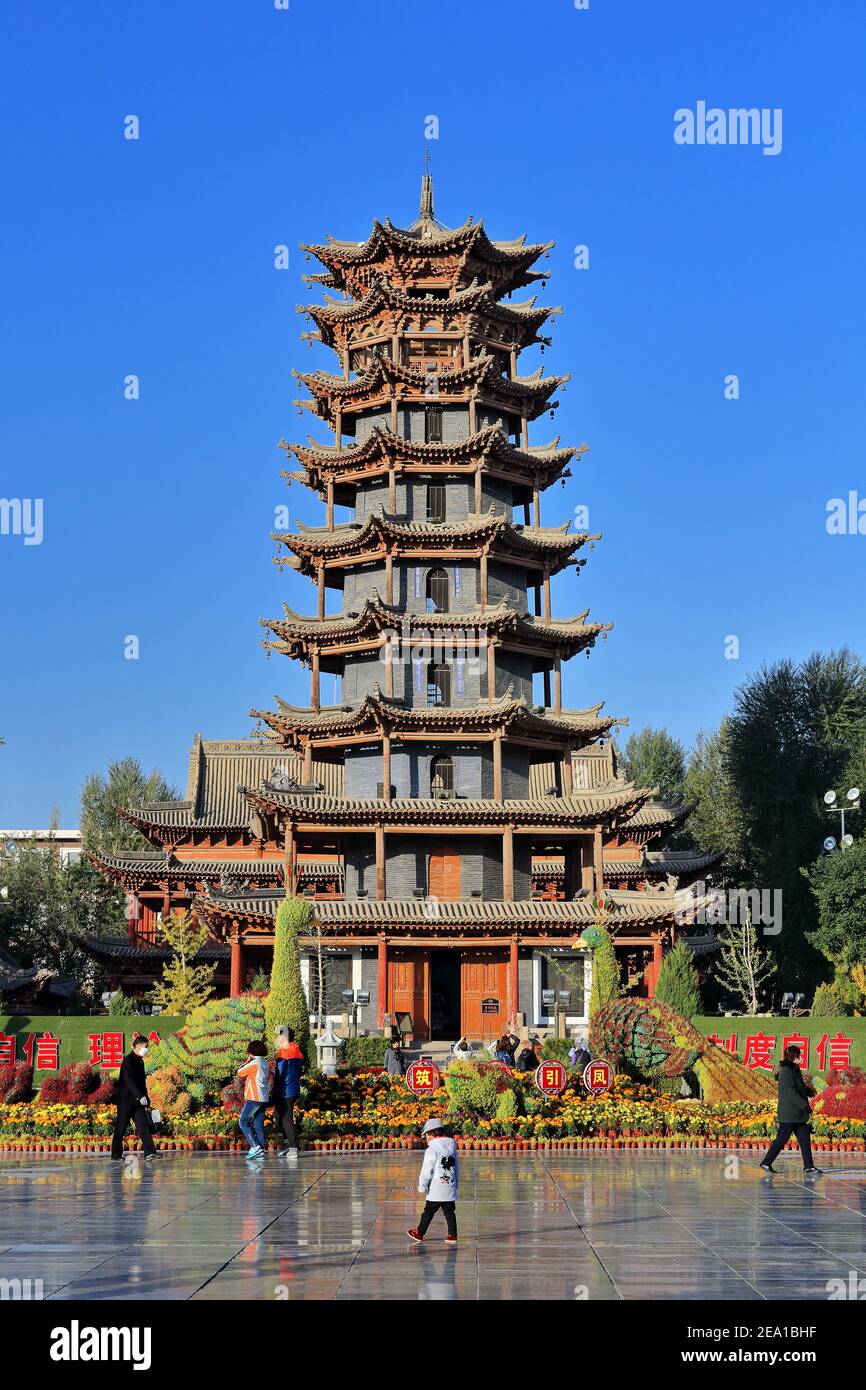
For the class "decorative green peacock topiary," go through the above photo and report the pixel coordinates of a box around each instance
[145,992,266,1102]
[590,997,776,1103]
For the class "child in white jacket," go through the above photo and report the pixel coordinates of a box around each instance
[407,1119,459,1244]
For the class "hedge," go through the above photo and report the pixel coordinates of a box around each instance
[694,1016,866,1074]
[0,1015,184,1079]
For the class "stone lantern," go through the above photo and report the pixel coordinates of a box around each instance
[315,1021,343,1076]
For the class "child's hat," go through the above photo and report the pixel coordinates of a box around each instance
[422,1118,444,1135]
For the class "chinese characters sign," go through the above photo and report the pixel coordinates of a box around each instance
[0,1029,161,1071]
[704,1031,853,1073]
[534,1061,567,1096]
[582,1059,614,1095]
[405,1060,441,1095]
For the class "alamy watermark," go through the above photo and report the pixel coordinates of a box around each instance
[675,880,782,936]
[0,497,43,545]
[674,102,782,157]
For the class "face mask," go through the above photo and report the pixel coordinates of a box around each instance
[137,1046,148,1057]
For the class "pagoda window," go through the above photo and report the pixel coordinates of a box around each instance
[430,755,455,799]
[427,661,451,707]
[426,483,446,523]
[426,567,450,614]
[425,405,443,443]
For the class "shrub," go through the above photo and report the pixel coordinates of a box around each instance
[341,1036,388,1067]
[106,990,140,1016]
[443,1059,523,1118]
[38,1063,117,1105]
[266,897,311,1053]
[654,941,703,1019]
[0,1062,33,1102]
[147,1064,194,1117]
[811,983,851,1017]
[145,992,266,1101]
[540,1037,571,1064]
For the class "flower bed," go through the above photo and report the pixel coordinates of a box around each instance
[2,1069,865,1153]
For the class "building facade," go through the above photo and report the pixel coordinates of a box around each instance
[87,179,717,1040]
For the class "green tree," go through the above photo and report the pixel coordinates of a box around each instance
[619,726,686,803]
[726,648,866,990]
[803,837,866,974]
[0,840,123,992]
[150,910,216,1015]
[682,722,747,872]
[654,940,703,1019]
[80,757,176,856]
[265,896,310,1052]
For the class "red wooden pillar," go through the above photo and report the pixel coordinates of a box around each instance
[509,936,519,1024]
[377,935,388,1027]
[230,936,245,998]
[647,937,664,997]
[126,892,139,944]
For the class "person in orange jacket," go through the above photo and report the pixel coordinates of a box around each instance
[272,1029,304,1157]
[237,1041,269,1158]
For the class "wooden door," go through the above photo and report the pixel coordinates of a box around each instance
[461,950,508,1041]
[428,845,461,901]
[388,949,430,1041]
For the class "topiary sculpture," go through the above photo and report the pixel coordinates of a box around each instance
[145,992,266,1102]
[590,997,776,1103]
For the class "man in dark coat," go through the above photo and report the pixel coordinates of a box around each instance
[111,1035,157,1161]
[759,1044,822,1175]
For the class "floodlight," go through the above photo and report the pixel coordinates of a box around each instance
[841,834,854,848]
[823,836,837,852]
[847,787,860,802]
[823,790,837,806]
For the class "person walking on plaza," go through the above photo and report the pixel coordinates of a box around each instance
[384,1038,406,1076]
[407,1119,459,1245]
[111,1034,157,1162]
[237,1040,269,1159]
[759,1044,823,1176]
[272,1029,304,1157]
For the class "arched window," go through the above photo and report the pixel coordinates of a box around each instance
[430,755,455,799]
[426,567,449,613]
[427,661,451,707]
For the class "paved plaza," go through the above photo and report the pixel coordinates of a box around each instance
[1,1150,865,1301]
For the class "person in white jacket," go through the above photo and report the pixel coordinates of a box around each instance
[407,1118,459,1244]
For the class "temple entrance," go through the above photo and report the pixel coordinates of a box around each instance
[387,949,430,1041]
[461,949,508,1041]
[428,845,461,901]
[430,951,461,1039]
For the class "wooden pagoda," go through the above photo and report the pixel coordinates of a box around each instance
[86,177,719,1038]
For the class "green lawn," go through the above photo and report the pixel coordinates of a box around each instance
[694,1015,866,1075]
[0,1015,184,1077]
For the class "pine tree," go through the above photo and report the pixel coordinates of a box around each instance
[265,896,311,1052]
[150,910,216,1015]
[654,940,703,1019]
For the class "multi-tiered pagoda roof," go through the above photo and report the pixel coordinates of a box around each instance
[86,175,718,1027]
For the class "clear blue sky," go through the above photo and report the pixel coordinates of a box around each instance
[1,0,864,825]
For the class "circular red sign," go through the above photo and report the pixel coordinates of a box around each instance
[534,1061,567,1096]
[405,1060,441,1095]
[582,1059,614,1095]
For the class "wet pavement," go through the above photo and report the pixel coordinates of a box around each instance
[1,1150,865,1300]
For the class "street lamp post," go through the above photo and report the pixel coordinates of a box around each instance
[822,786,861,852]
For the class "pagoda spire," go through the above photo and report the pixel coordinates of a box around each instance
[419,149,434,220]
